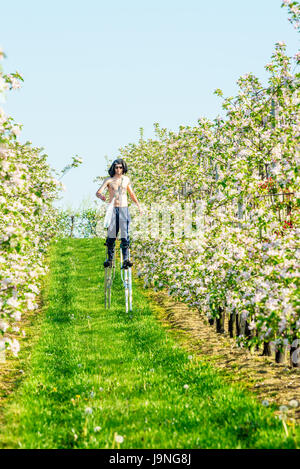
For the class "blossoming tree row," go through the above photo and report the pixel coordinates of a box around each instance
[0,50,82,356]
[98,2,299,365]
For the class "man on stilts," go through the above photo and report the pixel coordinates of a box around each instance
[96,159,143,269]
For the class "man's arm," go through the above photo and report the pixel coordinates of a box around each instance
[127,179,143,214]
[96,177,110,201]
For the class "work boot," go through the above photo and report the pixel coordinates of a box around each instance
[121,259,133,269]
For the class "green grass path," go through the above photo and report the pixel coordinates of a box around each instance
[0,238,298,449]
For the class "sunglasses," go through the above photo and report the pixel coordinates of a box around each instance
[114,165,123,169]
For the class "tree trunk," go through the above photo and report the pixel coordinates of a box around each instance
[237,314,246,336]
[275,346,286,364]
[216,306,225,334]
[236,313,241,336]
[262,342,272,356]
[245,320,252,338]
[255,329,260,351]
[229,310,237,338]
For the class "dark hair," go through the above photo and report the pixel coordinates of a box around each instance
[108,158,128,177]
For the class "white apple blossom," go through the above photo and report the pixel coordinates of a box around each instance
[6,297,19,308]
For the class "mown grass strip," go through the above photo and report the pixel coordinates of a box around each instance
[0,238,298,449]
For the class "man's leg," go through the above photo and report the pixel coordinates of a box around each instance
[120,237,130,261]
[120,207,132,268]
[105,238,115,262]
[104,208,119,266]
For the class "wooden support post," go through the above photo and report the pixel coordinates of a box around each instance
[70,215,75,238]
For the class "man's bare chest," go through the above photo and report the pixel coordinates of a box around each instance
[108,177,128,195]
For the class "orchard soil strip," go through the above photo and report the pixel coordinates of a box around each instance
[135,276,300,421]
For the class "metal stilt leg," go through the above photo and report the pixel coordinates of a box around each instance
[104,244,113,308]
[128,248,133,312]
[120,245,133,314]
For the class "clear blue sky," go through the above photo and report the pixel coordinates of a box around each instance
[1,0,298,209]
